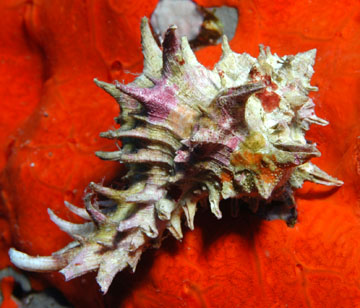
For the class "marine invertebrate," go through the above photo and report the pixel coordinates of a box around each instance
[9,17,342,294]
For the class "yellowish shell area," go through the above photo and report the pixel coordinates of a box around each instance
[9,17,342,293]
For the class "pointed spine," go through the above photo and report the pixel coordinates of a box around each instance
[100,127,182,151]
[162,25,180,70]
[98,149,174,166]
[140,17,162,79]
[221,35,231,56]
[93,79,122,100]
[167,208,183,240]
[180,36,199,66]
[84,194,108,224]
[48,209,95,239]
[95,150,123,161]
[205,182,222,219]
[64,201,91,220]
[183,198,197,230]
[9,249,67,272]
[96,250,127,294]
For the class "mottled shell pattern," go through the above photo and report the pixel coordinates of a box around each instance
[9,18,342,293]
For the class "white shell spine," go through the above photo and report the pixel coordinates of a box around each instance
[9,17,343,293]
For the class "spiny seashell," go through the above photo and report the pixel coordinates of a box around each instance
[9,17,343,293]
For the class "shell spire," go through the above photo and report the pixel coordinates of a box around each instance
[9,18,343,293]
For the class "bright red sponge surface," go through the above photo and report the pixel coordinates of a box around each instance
[0,0,359,307]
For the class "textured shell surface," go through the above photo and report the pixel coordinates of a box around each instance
[9,17,343,293]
